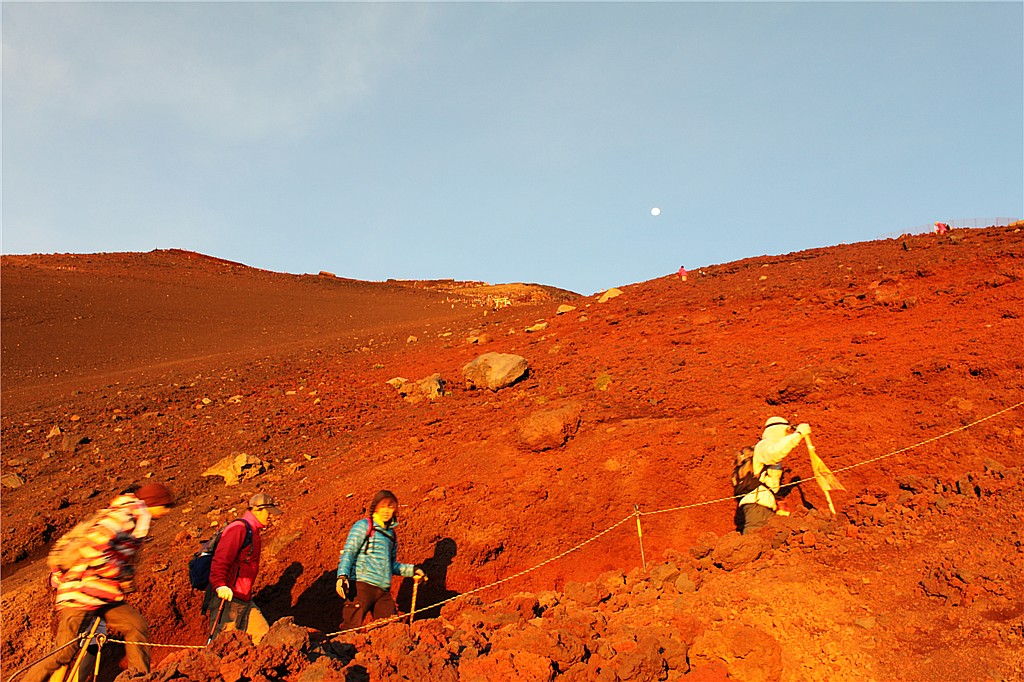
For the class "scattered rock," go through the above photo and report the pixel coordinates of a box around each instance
[457,649,554,681]
[712,532,764,571]
[854,616,876,629]
[1,473,26,489]
[598,288,623,303]
[525,322,549,333]
[61,433,89,453]
[386,374,446,402]
[562,580,611,607]
[463,353,529,391]
[415,374,445,401]
[202,453,269,486]
[766,368,816,405]
[984,458,1006,474]
[612,634,669,681]
[556,304,576,315]
[515,402,582,452]
[690,623,782,682]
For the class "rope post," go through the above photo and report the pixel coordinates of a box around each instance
[634,504,647,572]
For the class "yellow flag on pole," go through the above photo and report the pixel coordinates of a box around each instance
[805,435,844,514]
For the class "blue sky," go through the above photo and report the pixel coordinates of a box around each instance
[3,2,1021,295]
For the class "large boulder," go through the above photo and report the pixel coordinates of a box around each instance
[516,402,582,451]
[462,353,529,391]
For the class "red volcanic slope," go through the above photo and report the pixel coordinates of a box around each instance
[2,229,1022,680]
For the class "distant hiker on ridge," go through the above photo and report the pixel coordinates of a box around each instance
[336,490,426,630]
[24,483,175,682]
[734,417,810,534]
[205,493,283,644]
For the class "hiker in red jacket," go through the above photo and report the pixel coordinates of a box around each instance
[206,493,282,644]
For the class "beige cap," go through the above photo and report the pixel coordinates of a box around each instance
[249,493,283,515]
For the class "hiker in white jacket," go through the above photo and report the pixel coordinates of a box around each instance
[739,417,810,534]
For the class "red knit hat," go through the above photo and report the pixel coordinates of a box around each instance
[135,482,174,508]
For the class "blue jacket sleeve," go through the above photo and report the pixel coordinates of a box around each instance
[391,537,414,578]
[337,519,368,580]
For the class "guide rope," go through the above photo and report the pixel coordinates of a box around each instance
[14,399,1020,662]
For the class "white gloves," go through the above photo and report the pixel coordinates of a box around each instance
[413,567,428,582]
[795,423,812,437]
[215,586,234,602]
[336,576,350,598]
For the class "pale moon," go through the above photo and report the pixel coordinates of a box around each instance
[651,207,661,216]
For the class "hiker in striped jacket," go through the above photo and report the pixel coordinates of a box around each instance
[23,483,174,682]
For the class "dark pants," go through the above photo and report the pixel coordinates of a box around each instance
[204,589,270,644]
[23,604,150,682]
[740,503,775,534]
[341,581,397,631]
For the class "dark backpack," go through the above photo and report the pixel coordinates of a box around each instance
[188,519,253,590]
[732,446,766,497]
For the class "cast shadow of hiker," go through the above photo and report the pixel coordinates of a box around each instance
[255,561,303,623]
[397,538,459,622]
[289,567,348,633]
[778,477,816,511]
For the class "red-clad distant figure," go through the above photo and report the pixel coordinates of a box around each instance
[934,222,950,234]
[678,266,688,282]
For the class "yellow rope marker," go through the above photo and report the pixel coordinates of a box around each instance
[634,504,647,572]
[805,435,845,515]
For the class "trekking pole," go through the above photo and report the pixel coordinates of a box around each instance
[206,599,227,646]
[634,504,647,572]
[66,617,101,682]
[91,627,107,682]
[409,575,422,624]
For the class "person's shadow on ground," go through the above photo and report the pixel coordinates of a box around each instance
[256,561,303,622]
[288,567,348,633]
[397,538,459,622]
[258,561,350,634]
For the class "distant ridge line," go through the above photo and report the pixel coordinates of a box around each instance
[880,217,1019,240]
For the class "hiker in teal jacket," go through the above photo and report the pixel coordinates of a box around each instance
[336,490,426,629]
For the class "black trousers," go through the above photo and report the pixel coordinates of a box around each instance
[341,581,396,631]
